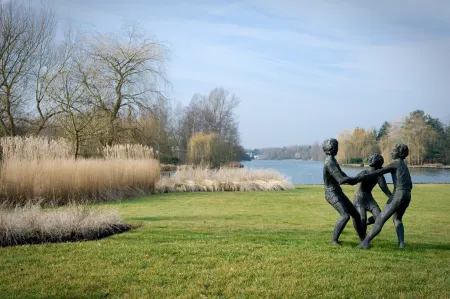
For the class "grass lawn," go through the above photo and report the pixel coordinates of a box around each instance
[1,184,449,298]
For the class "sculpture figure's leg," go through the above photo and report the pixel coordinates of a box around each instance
[358,196,400,249]
[367,205,381,225]
[393,194,410,248]
[344,198,366,241]
[354,206,367,236]
[331,200,350,245]
[393,212,405,248]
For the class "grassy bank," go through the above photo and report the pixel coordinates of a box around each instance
[1,185,449,298]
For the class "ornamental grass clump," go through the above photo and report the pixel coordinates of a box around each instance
[0,202,131,247]
[155,165,293,193]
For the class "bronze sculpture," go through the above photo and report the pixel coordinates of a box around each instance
[357,143,413,249]
[322,138,366,245]
[352,153,392,234]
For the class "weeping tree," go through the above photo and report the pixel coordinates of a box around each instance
[80,24,170,146]
[336,127,378,164]
[186,132,216,166]
[47,31,101,159]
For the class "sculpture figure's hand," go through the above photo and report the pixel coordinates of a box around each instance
[347,177,358,185]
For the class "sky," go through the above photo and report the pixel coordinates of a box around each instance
[31,0,450,148]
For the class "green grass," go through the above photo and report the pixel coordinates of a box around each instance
[1,185,449,298]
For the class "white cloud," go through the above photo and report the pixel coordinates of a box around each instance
[40,0,450,146]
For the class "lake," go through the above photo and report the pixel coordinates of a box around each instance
[241,160,450,184]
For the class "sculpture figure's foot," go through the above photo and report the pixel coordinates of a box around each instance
[356,241,370,249]
[331,240,341,246]
[398,242,405,249]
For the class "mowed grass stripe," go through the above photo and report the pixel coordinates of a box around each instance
[1,185,449,298]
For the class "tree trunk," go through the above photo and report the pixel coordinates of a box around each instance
[5,87,16,136]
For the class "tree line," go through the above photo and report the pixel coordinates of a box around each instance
[336,110,450,165]
[0,1,245,165]
[247,142,326,161]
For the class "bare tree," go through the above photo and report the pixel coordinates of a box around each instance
[200,88,240,138]
[0,0,55,136]
[48,34,100,159]
[31,25,76,134]
[182,88,240,142]
[80,23,170,145]
[180,87,242,165]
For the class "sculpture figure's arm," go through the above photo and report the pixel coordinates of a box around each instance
[357,160,398,182]
[327,160,357,185]
[357,170,368,176]
[378,175,392,198]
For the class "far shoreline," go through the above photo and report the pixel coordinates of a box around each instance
[293,182,450,185]
[341,163,450,169]
[246,159,450,169]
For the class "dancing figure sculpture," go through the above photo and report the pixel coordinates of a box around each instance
[352,153,392,235]
[322,138,366,245]
[357,144,412,249]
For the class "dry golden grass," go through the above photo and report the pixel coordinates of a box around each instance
[0,158,160,205]
[0,203,130,247]
[155,165,293,193]
[0,137,161,205]
[103,144,154,159]
[0,136,73,161]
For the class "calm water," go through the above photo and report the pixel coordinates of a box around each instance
[242,160,450,184]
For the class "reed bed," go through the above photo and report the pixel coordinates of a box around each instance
[0,136,73,161]
[103,144,154,159]
[0,158,160,205]
[155,166,293,193]
[0,203,131,247]
[0,137,161,205]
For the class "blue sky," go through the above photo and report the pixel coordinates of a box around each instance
[35,0,450,148]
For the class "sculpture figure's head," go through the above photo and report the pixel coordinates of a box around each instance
[391,143,409,160]
[322,138,338,156]
[368,153,384,169]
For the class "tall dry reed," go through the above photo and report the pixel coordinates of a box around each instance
[1,158,160,205]
[0,136,73,161]
[0,202,131,246]
[155,165,293,193]
[103,144,154,160]
[0,137,160,205]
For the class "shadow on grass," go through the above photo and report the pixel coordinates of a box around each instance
[130,223,450,251]
[406,242,450,251]
[338,240,450,251]
[1,223,138,247]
